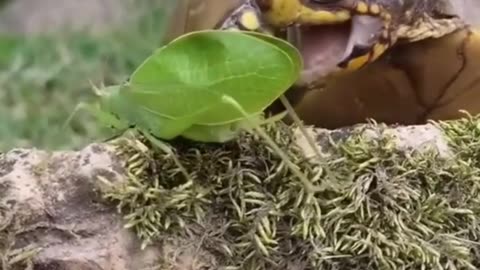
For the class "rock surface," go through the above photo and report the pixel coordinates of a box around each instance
[0,143,163,270]
[0,124,452,270]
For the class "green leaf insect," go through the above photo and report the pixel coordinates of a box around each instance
[65,29,322,197]
[85,29,302,143]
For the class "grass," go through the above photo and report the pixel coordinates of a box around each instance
[0,0,177,151]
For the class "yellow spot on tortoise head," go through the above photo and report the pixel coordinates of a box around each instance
[239,10,261,30]
[355,2,369,14]
[343,54,370,71]
[371,43,388,61]
[382,12,392,21]
[339,43,389,73]
[299,8,350,24]
[257,0,354,26]
[369,4,381,14]
[261,0,303,26]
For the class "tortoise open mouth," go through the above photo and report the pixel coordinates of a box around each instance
[288,15,386,87]
[217,1,389,89]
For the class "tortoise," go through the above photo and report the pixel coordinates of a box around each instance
[164,0,480,129]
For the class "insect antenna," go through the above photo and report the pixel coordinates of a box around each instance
[61,101,95,131]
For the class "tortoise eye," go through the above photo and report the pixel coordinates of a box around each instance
[254,0,272,11]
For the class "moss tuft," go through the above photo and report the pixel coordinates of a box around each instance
[103,118,480,270]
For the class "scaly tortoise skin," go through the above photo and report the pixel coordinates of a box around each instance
[165,0,480,129]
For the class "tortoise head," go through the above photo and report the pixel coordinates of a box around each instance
[165,0,464,88]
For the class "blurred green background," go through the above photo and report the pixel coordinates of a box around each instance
[0,0,177,151]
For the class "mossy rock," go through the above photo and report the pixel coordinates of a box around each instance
[94,113,480,270]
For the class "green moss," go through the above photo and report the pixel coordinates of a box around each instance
[102,116,480,270]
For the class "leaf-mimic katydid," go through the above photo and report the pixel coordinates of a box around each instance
[66,30,324,193]
[67,30,301,142]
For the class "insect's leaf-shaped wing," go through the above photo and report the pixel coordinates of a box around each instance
[127,30,302,125]
[245,31,303,79]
